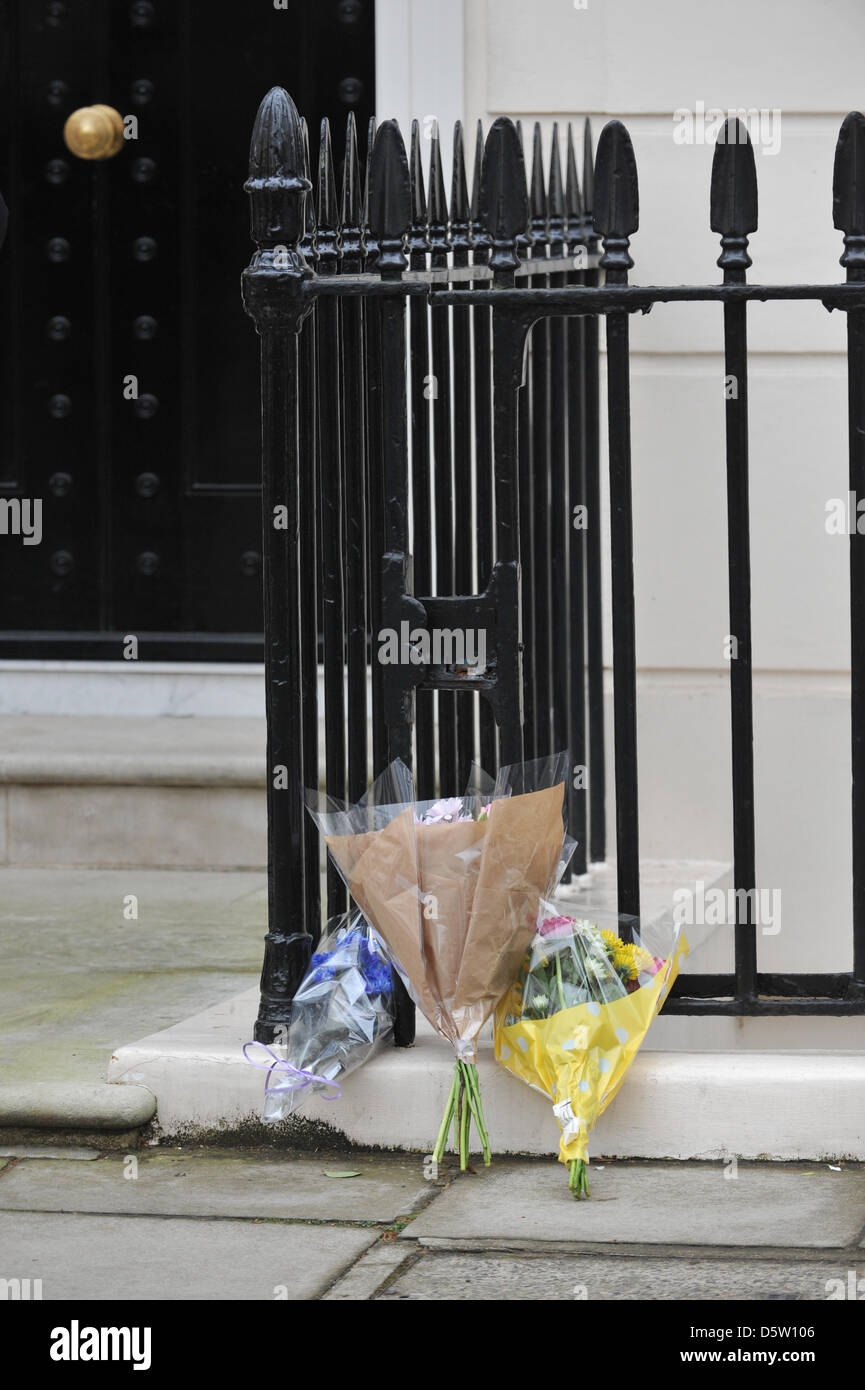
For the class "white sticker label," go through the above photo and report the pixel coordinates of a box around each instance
[553,1097,582,1144]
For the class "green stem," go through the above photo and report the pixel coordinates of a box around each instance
[432,1067,459,1166]
[459,1079,470,1170]
[452,1068,463,1154]
[460,1062,492,1165]
[568,1158,590,1198]
[554,951,567,1011]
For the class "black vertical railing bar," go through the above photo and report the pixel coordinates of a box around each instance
[529,123,553,761]
[298,116,323,950]
[470,119,498,776]
[366,119,417,1046]
[363,118,388,782]
[242,88,315,1043]
[315,118,348,920]
[711,118,758,1003]
[370,119,413,768]
[482,116,528,768]
[833,111,865,998]
[593,119,640,933]
[429,124,458,794]
[515,122,537,765]
[547,123,571,795]
[582,119,606,866]
[564,122,588,877]
[340,112,369,806]
[408,120,436,799]
[451,121,477,790]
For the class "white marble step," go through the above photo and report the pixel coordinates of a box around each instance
[108,984,865,1161]
[113,859,865,1161]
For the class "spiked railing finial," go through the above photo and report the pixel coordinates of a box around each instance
[833,111,865,276]
[593,119,639,281]
[315,117,340,267]
[565,122,584,250]
[451,120,471,254]
[245,87,311,255]
[480,116,528,284]
[548,122,565,250]
[710,118,758,279]
[367,119,411,279]
[341,112,362,268]
[428,120,450,255]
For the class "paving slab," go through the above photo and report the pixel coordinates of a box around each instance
[0,867,265,1089]
[403,1161,865,1249]
[0,1210,375,1301]
[323,1240,415,1300]
[0,1150,429,1222]
[380,1250,864,1301]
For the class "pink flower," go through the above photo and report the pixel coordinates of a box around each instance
[537,915,576,940]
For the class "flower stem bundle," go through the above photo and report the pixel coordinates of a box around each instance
[433,1060,491,1170]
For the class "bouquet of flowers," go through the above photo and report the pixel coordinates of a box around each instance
[495,906,688,1196]
[244,910,394,1118]
[307,756,572,1170]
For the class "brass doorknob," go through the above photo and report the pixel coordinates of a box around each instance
[63,105,125,160]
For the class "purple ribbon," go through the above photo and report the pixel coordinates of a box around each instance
[243,1041,343,1099]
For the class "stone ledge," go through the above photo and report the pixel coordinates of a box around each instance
[108,987,865,1161]
[0,1082,156,1132]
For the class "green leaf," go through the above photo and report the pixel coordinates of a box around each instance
[322,1170,361,1179]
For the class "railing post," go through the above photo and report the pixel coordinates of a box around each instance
[593,119,640,931]
[582,119,606,865]
[564,122,588,877]
[315,118,348,921]
[711,117,759,1004]
[242,88,316,1044]
[833,110,865,998]
[408,120,436,800]
[528,123,553,760]
[367,118,417,1047]
[428,123,459,793]
[470,119,498,776]
[482,116,528,768]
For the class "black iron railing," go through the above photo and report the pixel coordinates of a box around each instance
[243,89,865,1047]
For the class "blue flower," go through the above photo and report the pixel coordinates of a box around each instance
[306,927,392,996]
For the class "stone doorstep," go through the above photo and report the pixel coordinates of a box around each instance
[0,716,265,786]
[107,984,865,1161]
[0,714,267,870]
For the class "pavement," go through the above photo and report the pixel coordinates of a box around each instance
[0,867,265,1090]
[1,1145,863,1301]
[2,863,864,1302]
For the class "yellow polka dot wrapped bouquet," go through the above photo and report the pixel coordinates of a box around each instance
[494,912,689,1196]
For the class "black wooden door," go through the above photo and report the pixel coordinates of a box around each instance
[0,0,374,659]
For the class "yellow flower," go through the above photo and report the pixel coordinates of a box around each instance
[634,946,655,974]
[612,941,641,981]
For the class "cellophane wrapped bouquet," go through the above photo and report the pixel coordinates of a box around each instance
[245,909,394,1119]
[495,904,688,1196]
[307,755,573,1170]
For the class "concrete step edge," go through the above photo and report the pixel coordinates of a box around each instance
[0,1082,156,1132]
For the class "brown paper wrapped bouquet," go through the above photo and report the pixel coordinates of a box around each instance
[307,756,572,1168]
